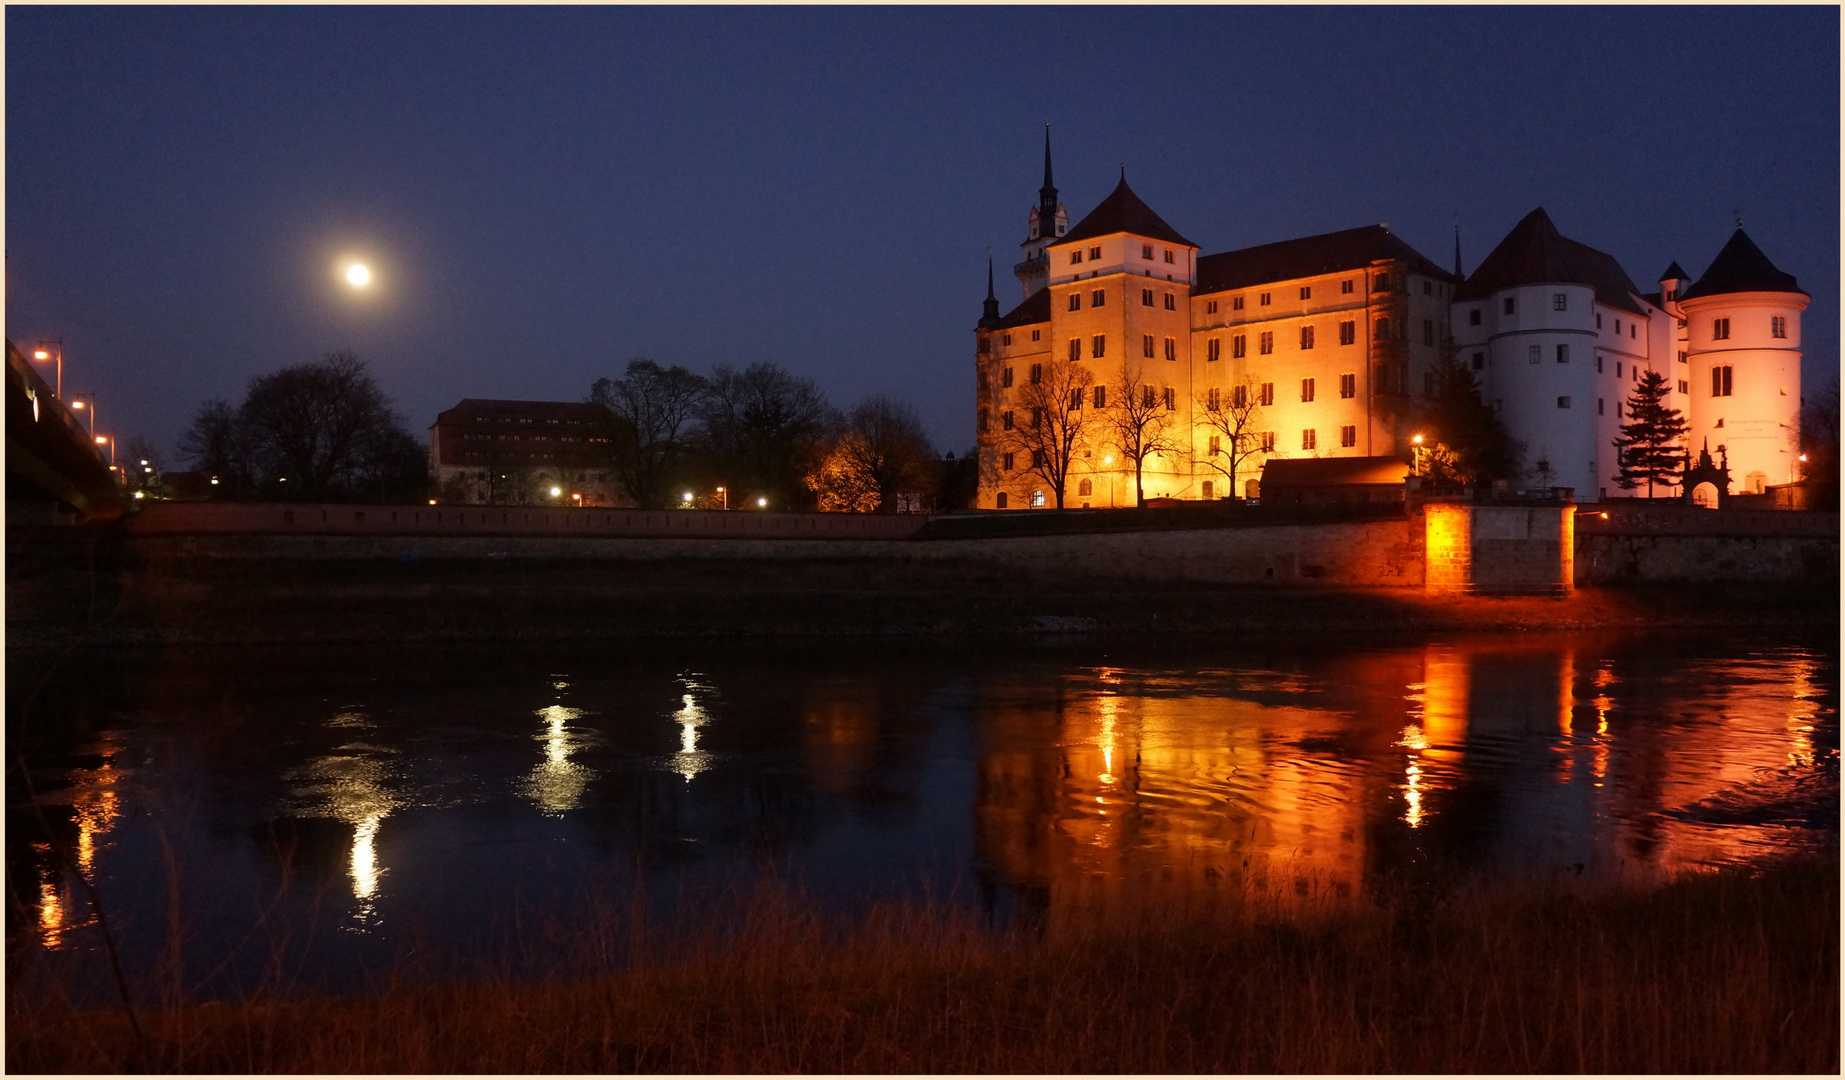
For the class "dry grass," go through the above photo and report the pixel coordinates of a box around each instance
[8,858,1836,1074]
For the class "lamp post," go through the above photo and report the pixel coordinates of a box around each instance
[716,485,727,510]
[1411,433,1425,477]
[70,393,96,436]
[94,433,115,468]
[32,340,62,399]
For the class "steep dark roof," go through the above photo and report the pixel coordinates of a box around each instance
[1260,455,1409,488]
[1680,228,1805,300]
[1194,225,1456,296]
[1454,207,1649,316]
[1660,261,1690,282]
[992,287,1051,330]
[1058,177,1196,247]
[433,399,602,428]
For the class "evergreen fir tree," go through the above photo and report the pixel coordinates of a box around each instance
[1612,369,1689,497]
[1415,340,1519,488]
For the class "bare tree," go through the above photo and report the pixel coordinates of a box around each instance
[1196,374,1265,501]
[997,362,1094,509]
[699,361,838,510]
[1105,367,1186,507]
[814,396,933,513]
[589,358,707,508]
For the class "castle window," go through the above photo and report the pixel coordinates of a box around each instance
[1712,365,1733,397]
[1340,373,1356,399]
[1202,480,1214,499]
[1163,386,1176,411]
[1093,385,1107,408]
[1556,344,1569,364]
[1596,313,1603,329]
[1001,411,1014,430]
[1143,334,1156,358]
[1208,434,1222,455]
[1001,452,1015,470]
[1092,335,1106,358]
[1162,249,1174,263]
[1092,289,1106,306]
[1424,281,1434,295]
[1070,250,1082,264]
[1002,366,1014,387]
[1596,357,1603,373]
[1302,429,1317,450]
[1207,388,1221,410]
[1164,293,1176,310]
[1553,293,1568,311]
[1678,380,1689,394]
[1630,323,1636,339]
[1503,297,1515,315]
[1030,488,1045,507]
[1258,331,1275,355]
[1142,244,1154,259]
[1142,289,1154,306]
[1301,377,1316,402]
[1528,345,1541,364]
[1340,425,1357,448]
[1300,325,1316,350]
[1616,401,1623,418]
[977,409,988,433]
[1207,338,1221,362]
[1232,385,1247,408]
[1079,478,1094,496]
[1141,385,1156,409]
[1616,361,1622,376]
[1300,286,1312,300]
[1558,396,1572,409]
[1260,292,1271,306]
[1376,317,1391,340]
[1030,363,1042,384]
[1001,334,1012,346]
[1232,296,1245,311]
[1089,246,1101,260]
[1423,319,1435,346]
[1068,388,1084,410]
[1713,317,1730,340]
[1032,329,1041,341]
[1233,335,1247,359]
[1259,431,1276,452]
[1376,273,1391,291]
[1471,352,1484,371]
[997,492,1009,508]
[1206,300,1218,314]
[1259,382,1275,406]
[1069,293,1081,311]
[1339,320,1356,345]
[1068,338,1081,362]
[1164,337,1177,361]
[1342,280,1354,294]
[1678,350,1686,364]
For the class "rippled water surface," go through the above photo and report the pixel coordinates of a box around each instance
[10,631,1836,996]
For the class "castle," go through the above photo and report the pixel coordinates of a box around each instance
[973,134,1807,508]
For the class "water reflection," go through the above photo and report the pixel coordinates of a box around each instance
[670,675,714,781]
[30,733,126,948]
[290,712,399,925]
[526,704,592,814]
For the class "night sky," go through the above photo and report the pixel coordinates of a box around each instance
[7,6,1837,461]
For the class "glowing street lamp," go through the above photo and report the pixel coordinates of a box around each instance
[93,433,115,467]
[716,485,727,510]
[549,485,562,498]
[756,497,767,508]
[69,393,97,436]
[31,340,62,399]
[1411,433,1426,476]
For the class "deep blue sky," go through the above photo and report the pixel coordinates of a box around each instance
[8,6,1837,459]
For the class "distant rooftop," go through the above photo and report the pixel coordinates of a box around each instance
[1195,225,1455,296]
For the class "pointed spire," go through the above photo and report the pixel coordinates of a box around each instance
[1453,219,1463,277]
[1038,124,1058,211]
[1042,124,1054,191]
[979,256,1001,327]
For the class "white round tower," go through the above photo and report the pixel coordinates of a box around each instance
[1674,228,1807,494]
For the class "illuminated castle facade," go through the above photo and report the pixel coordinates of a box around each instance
[973,139,1806,507]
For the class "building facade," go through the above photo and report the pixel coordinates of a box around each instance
[975,146,1457,510]
[429,398,621,506]
[1452,209,1806,501]
[975,145,1806,509]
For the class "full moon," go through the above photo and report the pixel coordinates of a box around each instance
[346,263,372,287]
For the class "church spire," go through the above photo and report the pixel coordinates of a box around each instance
[1038,124,1058,217]
[1453,220,1463,277]
[979,256,1001,327]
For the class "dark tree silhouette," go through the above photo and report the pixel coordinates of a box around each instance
[590,358,708,508]
[1196,374,1266,501]
[1613,369,1690,497]
[1798,375,1839,510]
[1415,342,1519,488]
[813,396,934,513]
[997,361,1094,509]
[698,362,838,511]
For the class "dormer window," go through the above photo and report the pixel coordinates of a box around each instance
[1070,250,1082,265]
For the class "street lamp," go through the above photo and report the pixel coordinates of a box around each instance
[716,485,727,510]
[1411,433,1425,476]
[94,433,115,468]
[69,393,96,436]
[32,340,62,399]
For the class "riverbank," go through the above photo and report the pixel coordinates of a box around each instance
[9,857,1836,1073]
[6,544,1837,648]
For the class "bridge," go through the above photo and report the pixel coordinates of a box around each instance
[6,339,122,525]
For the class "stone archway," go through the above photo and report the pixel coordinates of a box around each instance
[1691,482,1719,508]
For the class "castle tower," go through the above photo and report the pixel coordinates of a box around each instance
[1673,227,1807,494]
[1014,127,1068,299]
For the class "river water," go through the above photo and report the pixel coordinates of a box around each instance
[9,630,1837,1000]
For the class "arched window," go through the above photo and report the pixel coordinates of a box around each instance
[1078,478,1093,496]
[1202,480,1214,499]
[996,492,1009,509]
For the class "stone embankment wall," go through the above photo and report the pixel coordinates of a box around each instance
[121,501,1837,587]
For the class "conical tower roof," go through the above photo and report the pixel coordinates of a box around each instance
[1659,261,1690,281]
[1059,176,1195,248]
[1681,228,1805,300]
[1455,206,1647,314]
